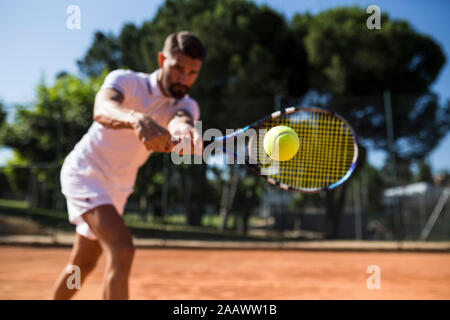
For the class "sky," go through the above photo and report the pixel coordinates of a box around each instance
[0,0,449,173]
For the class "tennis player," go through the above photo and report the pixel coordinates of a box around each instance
[52,31,206,300]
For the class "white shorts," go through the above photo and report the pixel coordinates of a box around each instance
[60,165,132,240]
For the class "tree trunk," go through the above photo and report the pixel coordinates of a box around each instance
[161,155,169,218]
[197,163,207,225]
[182,167,193,225]
[218,181,230,231]
[218,166,239,232]
[325,184,348,239]
[139,163,151,221]
[139,193,147,221]
[237,207,251,236]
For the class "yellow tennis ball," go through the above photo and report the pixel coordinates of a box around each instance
[263,126,299,161]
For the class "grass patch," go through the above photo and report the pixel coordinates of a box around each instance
[0,199,28,209]
[0,199,273,241]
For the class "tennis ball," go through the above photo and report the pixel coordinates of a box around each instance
[263,126,299,161]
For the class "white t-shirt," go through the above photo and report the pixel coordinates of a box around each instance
[62,69,200,193]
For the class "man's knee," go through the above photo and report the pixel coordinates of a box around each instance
[68,254,100,276]
[75,259,98,275]
[109,243,135,274]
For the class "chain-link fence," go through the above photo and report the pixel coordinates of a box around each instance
[1,161,448,240]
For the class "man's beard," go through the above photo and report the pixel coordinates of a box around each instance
[168,83,190,99]
[161,72,190,99]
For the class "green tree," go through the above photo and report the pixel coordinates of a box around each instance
[0,100,6,127]
[77,32,121,77]
[293,7,448,157]
[0,101,12,198]
[1,73,106,163]
[0,73,107,205]
[76,0,309,226]
[78,0,309,125]
[292,7,449,238]
[414,158,433,183]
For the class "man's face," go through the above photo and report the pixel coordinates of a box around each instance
[158,52,203,99]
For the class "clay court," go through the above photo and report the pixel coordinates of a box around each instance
[0,245,449,300]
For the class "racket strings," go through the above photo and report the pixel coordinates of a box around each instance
[252,110,356,191]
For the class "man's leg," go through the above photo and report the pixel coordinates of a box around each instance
[52,232,103,299]
[82,204,135,300]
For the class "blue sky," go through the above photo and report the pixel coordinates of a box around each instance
[0,0,449,173]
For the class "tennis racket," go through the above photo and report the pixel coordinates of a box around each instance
[205,106,358,193]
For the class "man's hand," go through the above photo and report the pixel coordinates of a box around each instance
[168,110,202,156]
[129,111,179,153]
[171,126,203,156]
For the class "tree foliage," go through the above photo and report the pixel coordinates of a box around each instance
[0,72,107,163]
[290,7,448,238]
[414,158,434,183]
[292,7,449,160]
[77,0,309,131]
[0,101,6,127]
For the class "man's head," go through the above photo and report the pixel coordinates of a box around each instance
[158,31,206,99]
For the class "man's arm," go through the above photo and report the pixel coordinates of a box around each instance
[93,87,134,129]
[93,87,177,152]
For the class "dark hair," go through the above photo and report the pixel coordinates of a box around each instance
[163,31,206,61]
